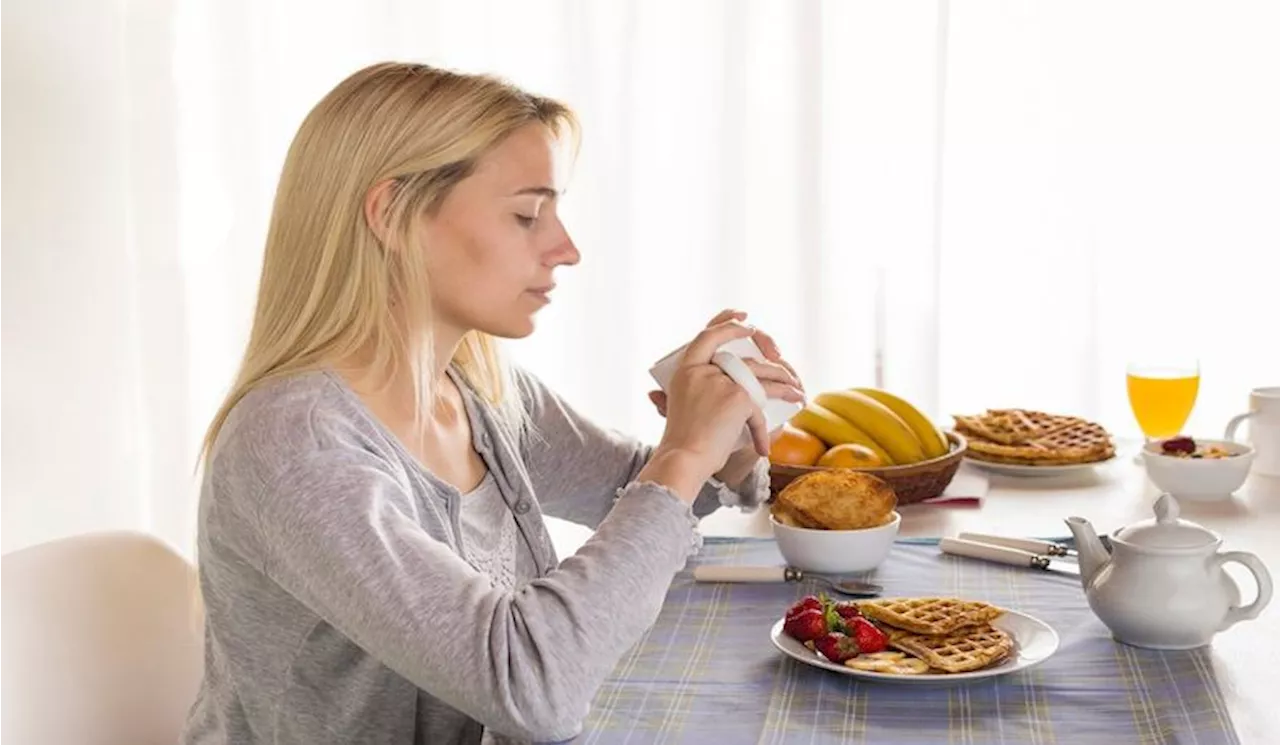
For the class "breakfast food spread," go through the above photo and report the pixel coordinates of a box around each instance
[953,408,1115,466]
[770,470,896,530]
[782,595,1013,675]
[1159,436,1234,459]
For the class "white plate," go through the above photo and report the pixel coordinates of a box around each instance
[770,608,1059,684]
[962,456,1115,477]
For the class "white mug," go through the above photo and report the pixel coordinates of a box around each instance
[649,337,803,450]
[1225,386,1280,477]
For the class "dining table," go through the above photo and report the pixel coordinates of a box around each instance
[545,447,1280,744]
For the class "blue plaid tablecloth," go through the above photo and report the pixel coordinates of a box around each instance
[575,538,1238,744]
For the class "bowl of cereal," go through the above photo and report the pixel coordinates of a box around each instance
[1141,436,1255,502]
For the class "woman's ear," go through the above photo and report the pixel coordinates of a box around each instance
[363,178,398,245]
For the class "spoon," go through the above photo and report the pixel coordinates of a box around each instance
[692,565,883,597]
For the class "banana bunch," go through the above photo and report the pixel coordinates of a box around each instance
[789,387,949,466]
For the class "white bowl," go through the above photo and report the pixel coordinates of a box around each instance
[769,511,901,574]
[1141,438,1255,502]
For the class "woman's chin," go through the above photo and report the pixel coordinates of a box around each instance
[482,315,537,340]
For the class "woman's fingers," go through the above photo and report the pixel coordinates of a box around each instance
[749,328,803,392]
[679,320,756,366]
[760,379,805,404]
[706,309,747,327]
[752,326,782,361]
[746,408,771,456]
[743,358,801,389]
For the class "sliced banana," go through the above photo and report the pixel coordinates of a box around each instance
[845,655,931,675]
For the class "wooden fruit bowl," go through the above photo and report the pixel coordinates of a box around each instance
[769,431,968,505]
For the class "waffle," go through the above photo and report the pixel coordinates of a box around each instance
[954,409,1115,466]
[953,409,1079,445]
[887,624,1014,673]
[855,597,1004,636]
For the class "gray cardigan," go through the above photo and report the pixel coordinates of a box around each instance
[180,367,768,744]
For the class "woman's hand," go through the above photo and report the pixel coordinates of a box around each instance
[647,310,806,484]
[638,312,805,502]
[647,310,805,419]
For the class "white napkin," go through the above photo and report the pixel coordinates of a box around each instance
[919,464,990,506]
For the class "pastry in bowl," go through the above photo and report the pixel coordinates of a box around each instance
[769,471,900,573]
[771,470,897,531]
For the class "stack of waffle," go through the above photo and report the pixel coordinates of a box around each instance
[953,408,1115,466]
[854,597,1014,674]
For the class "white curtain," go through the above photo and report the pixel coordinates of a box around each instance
[4,0,1278,555]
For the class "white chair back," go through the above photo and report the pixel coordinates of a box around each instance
[2,531,204,745]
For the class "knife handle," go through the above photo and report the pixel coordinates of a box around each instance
[957,532,1071,556]
[693,565,788,583]
[940,537,1047,570]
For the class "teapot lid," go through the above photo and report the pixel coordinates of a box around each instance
[1115,494,1220,550]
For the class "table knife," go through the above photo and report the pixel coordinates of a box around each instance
[956,532,1077,559]
[939,537,1080,576]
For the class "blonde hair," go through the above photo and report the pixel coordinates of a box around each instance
[201,62,578,461]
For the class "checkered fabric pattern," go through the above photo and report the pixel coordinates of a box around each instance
[575,538,1238,744]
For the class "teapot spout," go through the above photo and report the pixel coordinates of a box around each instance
[1065,516,1112,588]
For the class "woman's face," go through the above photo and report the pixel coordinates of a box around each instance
[420,123,579,340]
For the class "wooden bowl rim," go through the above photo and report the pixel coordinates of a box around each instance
[770,431,968,478]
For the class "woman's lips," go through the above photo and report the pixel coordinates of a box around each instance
[527,284,555,303]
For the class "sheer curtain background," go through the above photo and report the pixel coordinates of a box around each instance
[3,0,1277,555]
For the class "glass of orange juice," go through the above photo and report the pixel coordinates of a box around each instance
[1126,359,1200,445]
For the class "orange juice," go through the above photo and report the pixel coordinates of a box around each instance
[1126,370,1200,438]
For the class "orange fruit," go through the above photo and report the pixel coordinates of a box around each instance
[769,425,827,466]
[817,443,884,469]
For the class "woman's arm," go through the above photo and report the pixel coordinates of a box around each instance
[514,368,771,529]
[236,447,699,743]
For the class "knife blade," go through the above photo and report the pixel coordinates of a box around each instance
[939,537,1081,576]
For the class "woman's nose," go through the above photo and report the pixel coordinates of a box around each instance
[546,222,580,266]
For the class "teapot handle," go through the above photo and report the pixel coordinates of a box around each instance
[1216,551,1273,631]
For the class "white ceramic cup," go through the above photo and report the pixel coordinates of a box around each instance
[1224,386,1280,477]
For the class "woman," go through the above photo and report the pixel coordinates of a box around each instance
[181,62,805,744]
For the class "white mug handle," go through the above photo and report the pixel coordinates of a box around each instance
[1216,551,1273,631]
[1225,411,1255,441]
[711,350,768,409]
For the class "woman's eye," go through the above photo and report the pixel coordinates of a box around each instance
[515,214,537,228]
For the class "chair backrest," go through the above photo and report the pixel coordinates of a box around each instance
[2,531,204,745]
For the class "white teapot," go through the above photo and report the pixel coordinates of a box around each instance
[1065,494,1272,649]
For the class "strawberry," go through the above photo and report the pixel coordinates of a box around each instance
[814,632,861,664]
[783,608,828,643]
[850,617,889,654]
[833,601,863,623]
[786,595,822,620]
